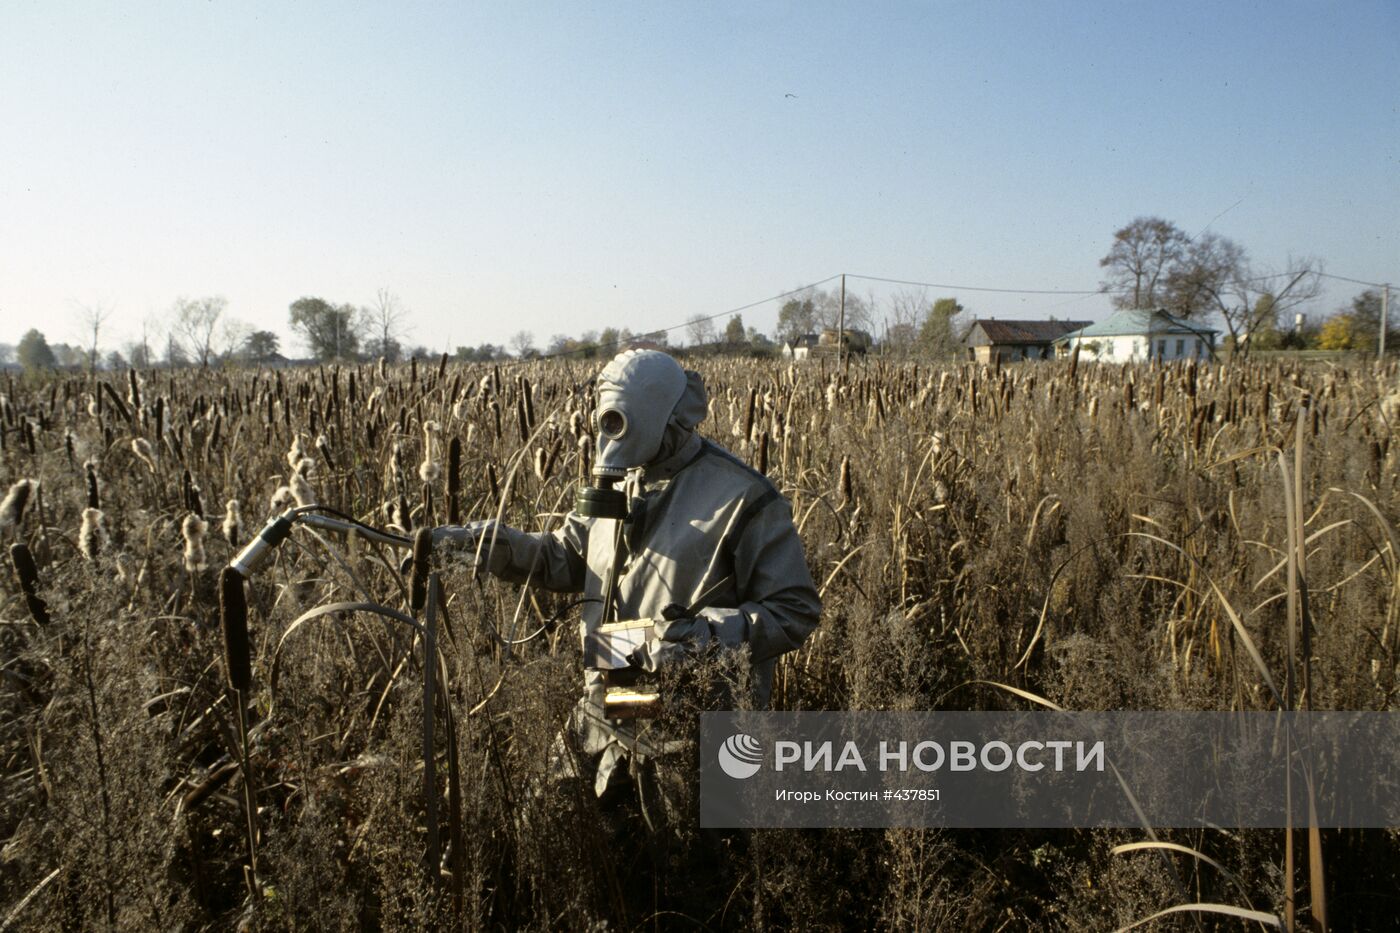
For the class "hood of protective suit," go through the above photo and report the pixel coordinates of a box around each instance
[593,350,706,478]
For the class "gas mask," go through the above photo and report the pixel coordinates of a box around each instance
[576,350,704,520]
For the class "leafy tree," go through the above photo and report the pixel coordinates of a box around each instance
[1317,314,1356,350]
[17,329,56,371]
[290,297,360,361]
[1100,216,1190,309]
[454,344,501,363]
[104,350,127,371]
[776,297,816,343]
[0,344,14,367]
[918,297,966,359]
[597,327,622,355]
[1344,289,1394,350]
[243,331,281,363]
[724,314,746,346]
[125,340,154,369]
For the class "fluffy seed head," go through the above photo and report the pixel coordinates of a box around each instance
[289,460,317,507]
[182,514,209,572]
[287,434,309,469]
[0,479,37,531]
[132,437,157,472]
[79,508,106,560]
[222,499,243,545]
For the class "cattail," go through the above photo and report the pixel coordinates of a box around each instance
[315,433,336,471]
[182,514,209,571]
[84,458,100,508]
[286,434,309,469]
[838,456,853,506]
[86,395,99,418]
[9,543,50,625]
[270,486,295,512]
[447,436,461,524]
[182,469,204,516]
[418,420,442,483]
[223,499,243,545]
[78,508,106,560]
[289,459,317,507]
[452,396,471,421]
[218,567,251,693]
[132,437,157,472]
[410,527,432,612]
[0,479,36,531]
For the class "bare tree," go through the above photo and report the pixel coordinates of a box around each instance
[363,288,410,362]
[170,296,228,368]
[74,301,114,372]
[509,330,537,358]
[1184,254,1324,356]
[1099,216,1190,310]
[882,287,928,357]
[685,315,718,348]
[1164,232,1248,320]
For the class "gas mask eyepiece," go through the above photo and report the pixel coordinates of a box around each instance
[577,350,693,520]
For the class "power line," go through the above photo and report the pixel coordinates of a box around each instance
[514,274,844,365]
[844,273,1101,295]
[469,264,1393,371]
[1314,270,1391,289]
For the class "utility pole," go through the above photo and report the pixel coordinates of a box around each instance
[838,273,846,369]
[1381,284,1389,361]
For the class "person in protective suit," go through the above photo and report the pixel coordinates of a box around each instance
[432,349,821,795]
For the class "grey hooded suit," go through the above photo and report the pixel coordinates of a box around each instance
[446,353,820,792]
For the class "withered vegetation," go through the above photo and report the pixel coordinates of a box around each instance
[0,356,1397,930]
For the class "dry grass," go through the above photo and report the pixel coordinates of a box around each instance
[1,355,1397,930]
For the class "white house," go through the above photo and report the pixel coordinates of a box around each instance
[1055,309,1218,362]
[781,334,820,360]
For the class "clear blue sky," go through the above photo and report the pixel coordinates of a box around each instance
[2,1,1396,355]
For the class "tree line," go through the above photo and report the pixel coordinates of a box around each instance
[4,221,1389,373]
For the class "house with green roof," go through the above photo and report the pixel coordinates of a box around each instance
[1054,309,1219,362]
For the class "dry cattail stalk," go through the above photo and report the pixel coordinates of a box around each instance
[182,514,209,571]
[223,499,243,545]
[78,508,106,560]
[419,421,442,483]
[0,479,36,531]
[132,437,157,472]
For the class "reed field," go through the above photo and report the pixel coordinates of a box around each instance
[1,354,1397,930]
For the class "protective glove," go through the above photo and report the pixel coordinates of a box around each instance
[400,521,515,575]
[626,612,714,673]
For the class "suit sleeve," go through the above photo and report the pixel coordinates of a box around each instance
[485,513,589,593]
[697,492,821,664]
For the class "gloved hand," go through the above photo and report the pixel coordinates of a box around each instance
[400,521,514,575]
[626,615,714,673]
